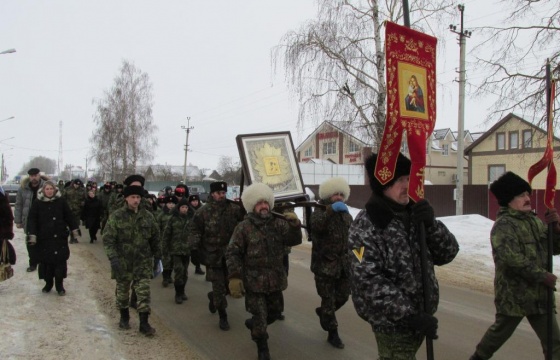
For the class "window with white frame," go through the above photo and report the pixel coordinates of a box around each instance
[523,130,532,148]
[509,131,518,149]
[442,144,449,156]
[323,141,336,155]
[304,146,313,157]
[496,133,505,150]
[348,141,360,153]
[489,165,506,182]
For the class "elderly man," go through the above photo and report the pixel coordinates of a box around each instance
[310,177,353,349]
[14,168,47,272]
[470,171,560,360]
[348,153,459,359]
[226,182,302,360]
[188,181,245,331]
[103,184,161,336]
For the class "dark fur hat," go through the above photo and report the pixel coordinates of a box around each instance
[163,195,178,204]
[364,153,411,195]
[210,181,227,193]
[123,185,144,198]
[490,171,531,207]
[123,174,145,187]
[188,194,200,202]
[27,168,40,175]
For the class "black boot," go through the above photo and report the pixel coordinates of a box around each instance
[469,353,485,360]
[256,338,271,360]
[42,279,53,293]
[174,284,183,304]
[315,307,328,331]
[55,277,65,296]
[207,291,216,313]
[218,309,230,331]
[181,283,188,301]
[327,329,345,349]
[119,308,131,329]
[139,312,156,336]
[245,318,254,330]
[162,270,171,287]
[130,289,137,309]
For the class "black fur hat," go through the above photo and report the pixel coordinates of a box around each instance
[123,185,144,198]
[123,174,145,187]
[490,171,531,207]
[364,152,412,195]
[210,181,227,193]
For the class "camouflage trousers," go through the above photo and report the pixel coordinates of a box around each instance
[245,290,284,341]
[115,277,151,313]
[172,254,190,286]
[475,313,560,360]
[314,274,351,330]
[374,331,424,360]
[162,253,174,274]
[207,265,229,311]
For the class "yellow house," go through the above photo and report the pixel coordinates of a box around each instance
[464,113,560,188]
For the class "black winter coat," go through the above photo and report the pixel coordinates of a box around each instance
[82,196,102,229]
[27,189,78,263]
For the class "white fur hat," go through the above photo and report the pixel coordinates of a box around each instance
[241,183,275,213]
[318,177,350,201]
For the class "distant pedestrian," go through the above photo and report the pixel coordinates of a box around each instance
[470,171,560,360]
[26,181,79,295]
[226,183,302,359]
[159,195,178,287]
[63,179,85,244]
[188,194,205,275]
[14,167,48,272]
[103,185,161,336]
[82,189,102,243]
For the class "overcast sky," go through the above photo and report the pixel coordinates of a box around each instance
[0,0,525,180]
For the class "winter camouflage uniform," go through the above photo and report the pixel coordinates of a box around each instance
[348,193,458,358]
[226,212,302,340]
[108,191,124,215]
[97,188,113,232]
[310,198,353,331]
[103,206,161,314]
[188,197,245,311]
[473,207,560,359]
[158,207,175,283]
[63,185,85,226]
[162,206,192,293]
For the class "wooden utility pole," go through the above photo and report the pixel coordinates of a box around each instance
[181,118,193,184]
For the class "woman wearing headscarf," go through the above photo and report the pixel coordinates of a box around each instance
[27,181,79,295]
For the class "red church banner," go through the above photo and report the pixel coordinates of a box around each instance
[374,22,437,202]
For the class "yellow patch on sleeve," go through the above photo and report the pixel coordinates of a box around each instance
[352,246,365,263]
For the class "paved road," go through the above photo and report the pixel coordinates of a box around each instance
[86,240,551,359]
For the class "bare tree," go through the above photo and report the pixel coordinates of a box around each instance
[217,156,242,185]
[472,0,559,127]
[272,0,454,147]
[19,156,57,175]
[90,60,158,180]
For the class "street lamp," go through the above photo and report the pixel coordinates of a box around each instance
[0,116,14,123]
[0,48,16,55]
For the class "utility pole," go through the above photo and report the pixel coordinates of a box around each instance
[181,118,193,184]
[450,4,472,215]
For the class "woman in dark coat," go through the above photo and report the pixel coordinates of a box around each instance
[82,189,102,243]
[27,181,79,295]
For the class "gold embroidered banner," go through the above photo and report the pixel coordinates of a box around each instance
[374,21,437,202]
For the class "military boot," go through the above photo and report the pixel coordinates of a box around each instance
[315,307,328,331]
[119,308,131,329]
[218,309,230,331]
[207,291,216,313]
[327,329,344,349]
[139,312,156,336]
[174,284,183,304]
[256,339,271,360]
[161,270,171,287]
[181,283,188,301]
[469,353,485,360]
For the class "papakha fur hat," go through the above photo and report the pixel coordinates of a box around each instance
[364,152,411,195]
[241,183,275,213]
[210,181,227,193]
[490,171,532,207]
[123,185,145,198]
[319,177,351,201]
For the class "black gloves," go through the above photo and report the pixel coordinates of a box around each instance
[406,313,438,339]
[411,199,435,229]
[109,257,121,275]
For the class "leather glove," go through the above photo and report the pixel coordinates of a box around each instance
[284,212,301,227]
[27,235,37,246]
[228,278,245,298]
[71,229,80,239]
[406,313,439,339]
[543,272,557,289]
[109,257,121,275]
[411,199,435,229]
[331,201,349,213]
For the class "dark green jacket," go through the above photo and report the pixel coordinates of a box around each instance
[491,207,560,316]
[163,209,191,256]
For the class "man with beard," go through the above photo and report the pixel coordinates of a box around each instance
[188,181,245,331]
[470,172,560,360]
[226,183,302,360]
[348,153,459,359]
[14,168,48,272]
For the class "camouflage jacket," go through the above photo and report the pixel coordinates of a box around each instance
[63,186,85,218]
[226,212,302,293]
[103,206,161,281]
[96,190,113,217]
[157,209,173,237]
[348,194,459,334]
[107,191,124,215]
[162,209,192,256]
[310,199,353,277]
[188,197,245,267]
[491,207,560,316]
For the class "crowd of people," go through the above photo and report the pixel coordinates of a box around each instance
[1,153,560,359]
